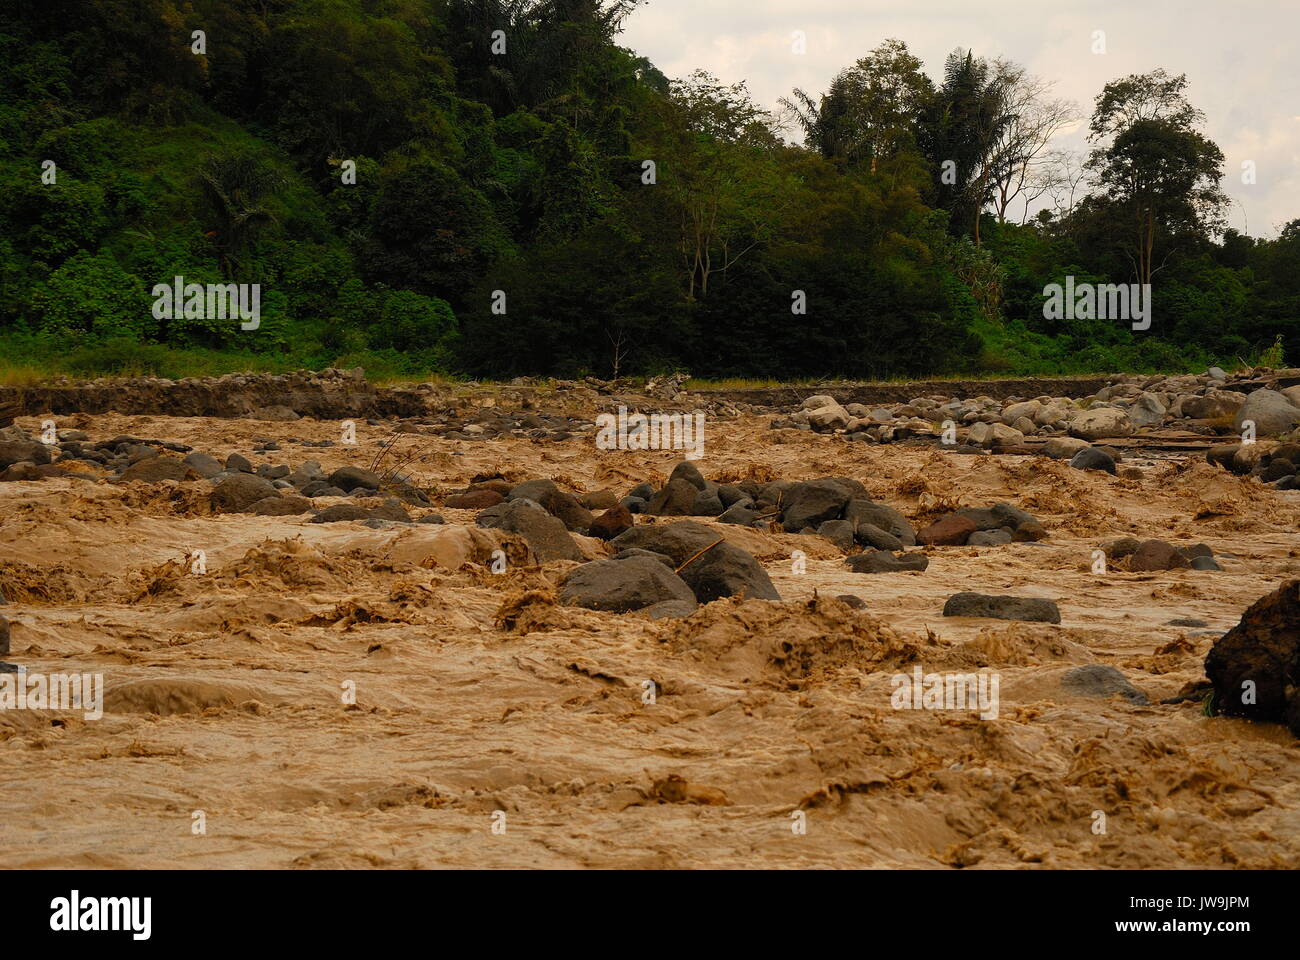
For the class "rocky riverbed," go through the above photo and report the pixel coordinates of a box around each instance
[1,371,1299,868]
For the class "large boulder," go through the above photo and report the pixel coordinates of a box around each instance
[1179,390,1244,420]
[611,521,780,602]
[843,500,915,546]
[1068,407,1136,442]
[559,557,696,612]
[781,478,857,532]
[1126,392,1166,427]
[506,478,594,531]
[943,592,1061,623]
[211,474,279,513]
[667,461,707,490]
[802,396,852,431]
[328,465,384,492]
[120,455,195,483]
[845,550,929,574]
[477,499,583,562]
[1069,447,1116,474]
[1204,580,1300,735]
[1233,389,1300,437]
[183,451,223,478]
[1043,437,1092,460]
[646,478,699,516]
[1129,539,1189,571]
[967,422,1024,448]
[0,440,51,468]
[916,514,977,546]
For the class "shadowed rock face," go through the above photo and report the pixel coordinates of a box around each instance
[1205,580,1300,736]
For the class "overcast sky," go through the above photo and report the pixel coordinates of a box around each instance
[620,0,1300,236]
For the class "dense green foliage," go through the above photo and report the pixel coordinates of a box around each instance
[1,1,1295,380]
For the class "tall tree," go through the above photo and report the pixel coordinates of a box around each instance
[1085,70,1227,288]
[924,49,1012,244]
[985,60,1079,224]
[783,39,933,173]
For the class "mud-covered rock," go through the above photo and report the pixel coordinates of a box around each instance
[843,500,915,546]
[477,498,583,562]
[559,557,696,613]
[611,521,780,602]
[1129,539,1190,571]
[943,592,1061,623]
[1204,580,1300,735]
[844,550,929,574]
[589,505,634,540]
[917,514,977,546]
[328,465,383,492]
[211,473,278,512]
[645,478,699,516]
[1061,665,1149,704]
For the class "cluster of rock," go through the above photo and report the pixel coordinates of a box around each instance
[1100,538,1222,571]
[0,427,455,526]
[915,504,1048,547]
[204,457,440,526]
[1206,440,1300,490]
[392,409,590,442]
[559,521,781,618]
[780,370,1300,449]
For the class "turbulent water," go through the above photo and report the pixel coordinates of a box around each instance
[1,404,1298,868]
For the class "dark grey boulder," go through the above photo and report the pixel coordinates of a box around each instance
[611,548,676,568]
[854,522,903,552]
[1069,447,1117,474]
[717,484,748,507]
[691,491,725,516]
[311,504,372,523]
[477,498,583,562]
[718,499,758,526]
[645,478,698,516]
[611,521,780,602]
[781,478,856,532]
[329,465,383,492]
[628,482,656,501]
[668,461,706,490]
[943,592,1061,623]
[225,453,253,473]
[183,451,223,478]
[559,557,697,612]
[844,500,915,546]
[248,495,313,516]
[210,474,278,513]
[816,519,856,552]
[845,550,929,574]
